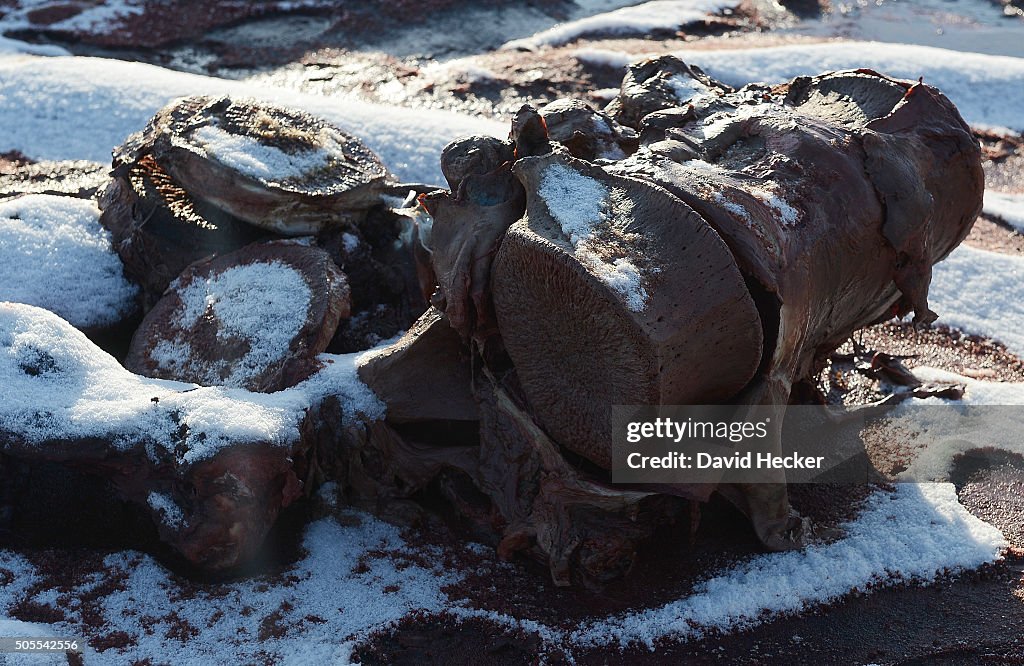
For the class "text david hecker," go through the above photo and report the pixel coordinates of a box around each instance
[626,451,826,469]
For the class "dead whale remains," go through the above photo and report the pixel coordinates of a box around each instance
[0,60,982,584]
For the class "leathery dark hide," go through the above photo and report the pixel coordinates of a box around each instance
[354,60,983,585]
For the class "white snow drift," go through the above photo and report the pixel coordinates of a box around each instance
[984,191,1024,232]
[0,54,505,186]
[929,244,1024,358]
[0,303,385,462]
[0,194,138,329]
[503,0,733,50]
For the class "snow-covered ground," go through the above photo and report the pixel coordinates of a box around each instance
[0,0,145,42]
[502,0,735,50]
[0,55,504,187]
[984,191,1024,232]
[572,483,1004,649]
[789,0,1024,58]
[0,480,1005,663]
[0,303,386,463]
[1,0,1023,661]
[0,195,137,330]
[929,245,1024,358]
[0,492,457,665]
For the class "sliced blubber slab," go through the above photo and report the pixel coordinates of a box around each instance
[99,153,271,304]
[492,154,763,469]
[126,240,350,392]
[116,96,393,235]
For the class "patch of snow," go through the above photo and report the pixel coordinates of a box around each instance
[38,0,144,34]
[0,35,69,56]
[575,42,1024,131]
[749,185,799,226]
[341,232,360,253]
[147,492,186,530]
[0,302,305,462]
[972,122,1020,136]
[316,480,341,508]
[0,303,385,464]
[422,60,502,83]
[148,339,191,373]
[295,346,389,424]
[590,87,620,102]
[713,191,752,223]
[983,190,1024,232]
[914,366,1024,406]
[0,0,144,37]
[589,256,647,311]
[693,103,777,141]
[573,46,640,68]
[0,512,453,664]
[683,158,726,174]
[0,194,138,330]
[667,73,713,104]
[191,125,333,185]
[503,0,732,50]
[571,483,1005,648]
[0,54,505,186]
[928,244,1024,357]
[158,261,312,389]
[785,0,1024,60]
[0,619,80,665]
[539,163,609,245]
[538,163,649,311]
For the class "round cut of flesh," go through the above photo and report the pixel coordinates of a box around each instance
[492,154,764,470]
[126,240,350,392]
[115,96,392,235]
